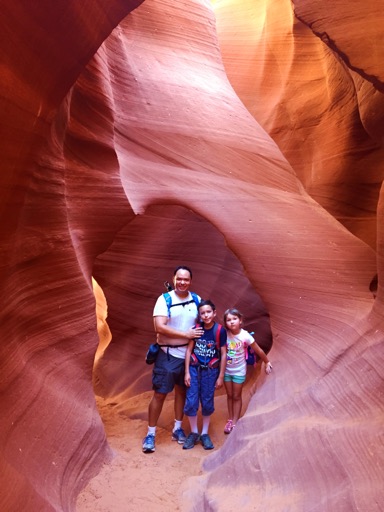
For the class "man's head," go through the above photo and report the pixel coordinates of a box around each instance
[173,266,193,296]
[173,265,193,280]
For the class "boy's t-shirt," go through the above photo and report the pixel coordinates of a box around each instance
[193,322,227,366]
[225,328,254,377]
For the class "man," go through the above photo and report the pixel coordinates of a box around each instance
[142,266,203,453]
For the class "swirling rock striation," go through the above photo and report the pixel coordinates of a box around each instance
[0,0,383,511]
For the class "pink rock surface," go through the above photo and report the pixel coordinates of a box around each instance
[1,0,383,511]
[213,0,384,250]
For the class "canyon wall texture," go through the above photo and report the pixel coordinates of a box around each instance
[1,0,383,511]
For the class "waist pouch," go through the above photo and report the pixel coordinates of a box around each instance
[145,343,160,365]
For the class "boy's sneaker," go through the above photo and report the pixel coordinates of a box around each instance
[224,419,233,434]
[182,432,200,450]
[172,428,186,444]
[200,434,214,450]
[142,434,155,453]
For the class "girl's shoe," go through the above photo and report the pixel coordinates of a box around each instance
[224,419,233,434]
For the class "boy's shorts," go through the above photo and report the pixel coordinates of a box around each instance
[152,348,186,394]
[224,373,246,384]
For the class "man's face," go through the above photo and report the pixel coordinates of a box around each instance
[173,269,191,294]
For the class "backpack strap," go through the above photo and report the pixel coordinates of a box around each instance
[163,292,200,317]
[213,323,223,352]
[163,292,172,316]
[190,292,200,309]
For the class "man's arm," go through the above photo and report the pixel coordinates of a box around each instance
[153,316,203,344]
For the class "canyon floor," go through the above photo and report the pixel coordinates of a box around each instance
[77,368,260,512]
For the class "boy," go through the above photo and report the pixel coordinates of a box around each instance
[183,299,227,450]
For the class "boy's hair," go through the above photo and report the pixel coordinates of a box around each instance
[223,308,243,323]
[198,299,216,311]
[173,265,193,279]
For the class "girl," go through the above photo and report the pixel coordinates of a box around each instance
[223,308,272,434]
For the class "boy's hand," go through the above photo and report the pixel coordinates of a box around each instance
[215,376,223,389]
[185,373,191,387]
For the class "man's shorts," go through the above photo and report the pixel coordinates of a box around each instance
[224,373,246,384]
[152,348,186,394]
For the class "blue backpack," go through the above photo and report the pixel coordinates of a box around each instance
[245,331,256,365]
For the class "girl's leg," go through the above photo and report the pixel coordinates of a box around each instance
[224,379,234,420]
[232,381,244,424]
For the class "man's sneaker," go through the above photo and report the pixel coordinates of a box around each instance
[142,434,155,453]
[182,432,200,450]
[172,428,186,444]
[200,434,214,450]
[224,419,233,434]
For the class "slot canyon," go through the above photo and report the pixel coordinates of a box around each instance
[0,0,383,511]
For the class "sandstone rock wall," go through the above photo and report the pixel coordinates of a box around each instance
[0,0,383,510]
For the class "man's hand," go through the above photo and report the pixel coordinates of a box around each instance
[186,326,204,339]
[185,372,191,387]
[154,316,204,342]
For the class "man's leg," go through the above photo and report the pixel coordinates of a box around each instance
[143,391,167,453]
[174,384,186,421]
[148,391,167,426]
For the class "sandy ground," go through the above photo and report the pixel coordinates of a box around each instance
[76,369,259,512]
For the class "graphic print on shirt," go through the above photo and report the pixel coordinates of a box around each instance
[226,338,244,365]
[194,337,217,365]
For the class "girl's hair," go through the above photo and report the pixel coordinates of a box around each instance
[198,299,216,311]
[223,308,243,323]
[173,265,193,279]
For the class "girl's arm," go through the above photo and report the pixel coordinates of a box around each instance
[216,344,227,389]
[250,341,273,374]
[184,341,194,386]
